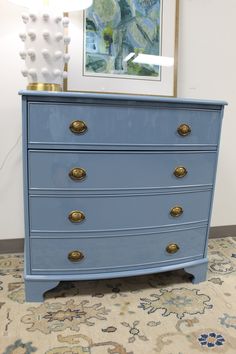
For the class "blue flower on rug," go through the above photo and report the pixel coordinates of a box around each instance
[198,332,225,348]
[3,339,37,354]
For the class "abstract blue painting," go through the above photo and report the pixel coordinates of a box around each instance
[85,0,162,77]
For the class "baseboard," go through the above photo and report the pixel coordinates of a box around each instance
[209,225,236,239]
[0,238,24,254]
[0,226,235,254]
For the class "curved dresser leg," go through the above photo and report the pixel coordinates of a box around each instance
[24,280,60,302]
[184,262,208,284]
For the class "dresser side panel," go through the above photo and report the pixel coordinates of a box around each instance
[203,106,225,257]
[22,96,31,275]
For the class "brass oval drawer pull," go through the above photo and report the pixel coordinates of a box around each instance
[166,243,180,254]
[174,166,188,178]
[170,206,183,217]
[68,210,85,223]
[68,250,84,262]
[70,120,87,134]
[177,123,191,136]
[69,167,87,181]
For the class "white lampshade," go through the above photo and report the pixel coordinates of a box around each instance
[8,0,93,11]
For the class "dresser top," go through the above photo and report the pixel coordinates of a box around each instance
[19,90,227,107]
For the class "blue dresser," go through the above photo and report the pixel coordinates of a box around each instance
[20,91,226,302]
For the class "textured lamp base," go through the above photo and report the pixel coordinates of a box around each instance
[19,11,70,90]
[27,82,62,91]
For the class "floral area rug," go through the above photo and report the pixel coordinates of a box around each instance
[0,237,236,354]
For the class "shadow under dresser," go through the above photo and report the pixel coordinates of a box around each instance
[20,91,226,302]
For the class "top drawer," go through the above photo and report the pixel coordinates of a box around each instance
[28,103,222,150]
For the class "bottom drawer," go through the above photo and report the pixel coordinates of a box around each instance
[30,227,207,274]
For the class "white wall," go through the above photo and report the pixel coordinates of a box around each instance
[0,0,25,240]
[177,0,236,226]
[0,0,235,240]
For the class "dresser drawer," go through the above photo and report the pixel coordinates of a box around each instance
[29,150,216,191]
[28,103,221,149]
[29,191,212,233]
[30,227,206,274]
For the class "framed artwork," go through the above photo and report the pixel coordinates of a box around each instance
[66,0,179,96]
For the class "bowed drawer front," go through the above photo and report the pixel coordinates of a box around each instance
[28,150,217,191]
[30,228,207,274]
[29,191,212,233]
[28,103,221,149]
[21,92,226,302]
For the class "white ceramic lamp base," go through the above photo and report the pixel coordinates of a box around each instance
[20,10,70,91]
